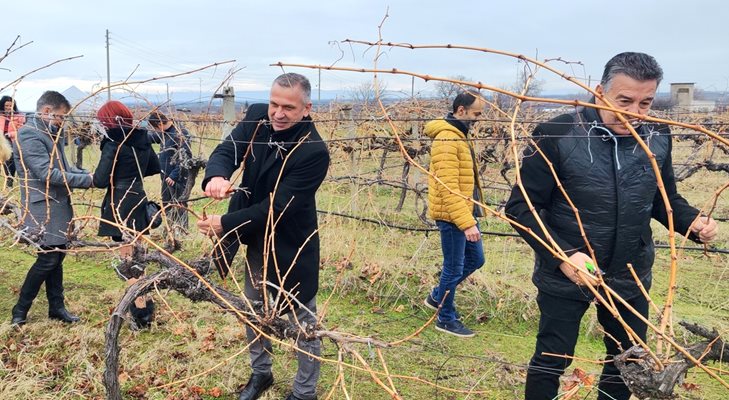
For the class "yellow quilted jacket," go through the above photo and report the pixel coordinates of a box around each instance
[426,119,483,230]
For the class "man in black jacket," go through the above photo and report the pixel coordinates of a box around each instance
[505,52,718,400]
[198,73,329,400]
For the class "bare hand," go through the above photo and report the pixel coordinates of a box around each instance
[463,225,481,242]
[165,177,175,186]
[690,216,718,243]
[204,177,232,200]
[197,214,223,237]
[559,251,598,287]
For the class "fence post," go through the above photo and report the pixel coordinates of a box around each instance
[214,86,236,140]
[340,104,358,212]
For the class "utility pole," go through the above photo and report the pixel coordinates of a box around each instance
[411,76,415,99]
[105,29,111,101]
[318,69,321,109]
[214,86,236,140]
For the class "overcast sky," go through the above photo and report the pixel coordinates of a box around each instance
[1,0,727,108]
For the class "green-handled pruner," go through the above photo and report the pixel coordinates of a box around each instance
[585,261,601,276]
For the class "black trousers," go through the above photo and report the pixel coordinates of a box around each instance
[524,290,648,400]
[12,245,68,316]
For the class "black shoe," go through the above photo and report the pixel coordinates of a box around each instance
[238,372,274,400]
[129,299,155,330]
[435,319,475,338]
[48,308,80,323]
[285,393,317,400]
[11,304,28,326]
[11,312,27,327]
[423,292,439,310]
[424,292,461,320]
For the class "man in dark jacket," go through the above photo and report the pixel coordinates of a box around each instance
[147,111,192,230]
[10,91,93,326]
[198,73,329,400]
[505,52,718,400]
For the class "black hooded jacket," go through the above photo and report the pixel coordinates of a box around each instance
[94,127,161,237]
[505,105,700,300]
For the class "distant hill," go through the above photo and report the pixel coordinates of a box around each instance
[62,86,104,112]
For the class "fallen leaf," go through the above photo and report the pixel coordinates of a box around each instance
[127,384,148,399]
[360,262,382,284]
[561,367,595,399]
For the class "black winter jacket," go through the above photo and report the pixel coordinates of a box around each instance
[94,127,161,237]
[202,104,330,306]
[505,105,700,300]
[148,124,192,184]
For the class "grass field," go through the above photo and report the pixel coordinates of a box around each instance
[1,112,728,399]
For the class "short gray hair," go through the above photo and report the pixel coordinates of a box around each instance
[600,52,663,90]
[36,90,71,112]
[273,73,311,103]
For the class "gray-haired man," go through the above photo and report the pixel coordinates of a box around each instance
[506,53,718,400]
[199,73,330,400]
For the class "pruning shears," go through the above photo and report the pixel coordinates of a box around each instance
[584,261,603,276]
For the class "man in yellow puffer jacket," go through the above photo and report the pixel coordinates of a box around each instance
[423,91,486,338]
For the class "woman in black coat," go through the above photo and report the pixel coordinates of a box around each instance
[94,100,161,328]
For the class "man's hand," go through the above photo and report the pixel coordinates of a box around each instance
[559,251,598,287]
[165,177,175,186]
[463,225,481,242]
[204,176,232,200]
[197,214,223,238]
[690,216,718,243]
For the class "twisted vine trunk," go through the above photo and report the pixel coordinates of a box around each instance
[615,321,727,399]
[102,252,332,400]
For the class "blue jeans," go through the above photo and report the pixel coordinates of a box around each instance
[430,220,485,322]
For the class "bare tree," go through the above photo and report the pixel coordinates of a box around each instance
[434,75,471,104]
[512,68,544,97]
[350,80,388,106]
